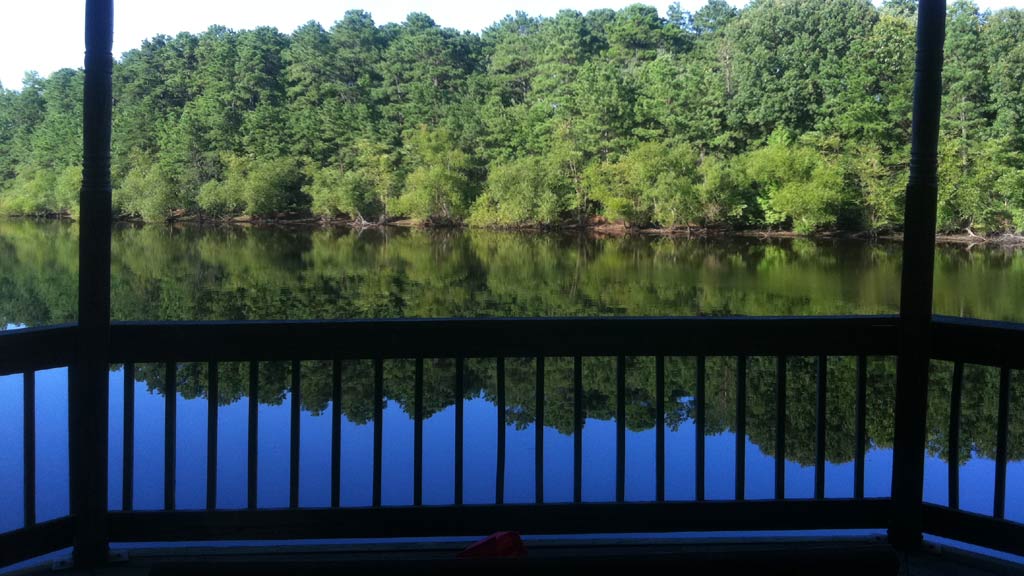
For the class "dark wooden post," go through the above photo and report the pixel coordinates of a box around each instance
[71,0,113,567]
[889,0,945,552]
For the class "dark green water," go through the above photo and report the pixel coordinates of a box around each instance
[1,219,1022,326]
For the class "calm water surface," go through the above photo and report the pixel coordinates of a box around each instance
[1,219,1023,324]
[1,220,1022,533]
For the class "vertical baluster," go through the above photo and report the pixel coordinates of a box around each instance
[775,356,786,500]
[616,355,626,503]
[290,360,301,509]
[164,362,176,511]
[373,357,383,508]
[656,356,665,503]
[123,363,134,511]
[247,361,258,510]
[331,359,341,508]
[815,355,827,500]
[574,356,583,504]
[496,357,505,505]
[206,361,218,510]
[696,356,706,502]
[455,357,464,506]
[948,362,963,509]
[24,371,35,527]
[855,356,867,500]
[535,356,544,504]
[736,356,747,501]
[995,365,1010,519]
[414,358,424,506]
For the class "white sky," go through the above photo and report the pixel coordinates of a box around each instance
[1,0,1021,89]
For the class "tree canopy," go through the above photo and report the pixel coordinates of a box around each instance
[2,1,1023,234]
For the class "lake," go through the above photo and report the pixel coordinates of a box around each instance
[0,220,1021,532]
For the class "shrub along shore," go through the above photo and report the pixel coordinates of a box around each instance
[2,1,1023,236]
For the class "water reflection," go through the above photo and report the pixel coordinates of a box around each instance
[2,357,1022,534]
[2,219,1024,326]
[84,358,1017,520]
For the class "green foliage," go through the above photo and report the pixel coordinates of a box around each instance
[396,126,473,222]
[195,162,245,218]
[846,143,905,231]
[0,164,81,216]
[2,1,1024,235]
[728,0,879,140]
[53,165,82,218]
[746,130,844,233]
[114,161,177,221]
[306,141,396,223]
[308,167,364,220]
[198,155,304,217]
[696,155,750,225]
[585,141,700,228]
[469,156,564,227]
[1,169,57,215]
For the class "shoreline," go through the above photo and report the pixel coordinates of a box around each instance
[3,213,1022,246]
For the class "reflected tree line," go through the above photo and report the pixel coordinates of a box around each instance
[5,220,1024,329]
[128,355,1024,468]
[4,221,902,326]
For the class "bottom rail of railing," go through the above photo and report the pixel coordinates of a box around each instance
[923,504,1024,558]
[0,517,73,568]
[107,499,891,543]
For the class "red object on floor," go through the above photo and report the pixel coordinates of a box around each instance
[456,531,528,558]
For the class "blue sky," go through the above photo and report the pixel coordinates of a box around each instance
[1,0,1021,89]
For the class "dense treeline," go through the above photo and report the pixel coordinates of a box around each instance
[1,0,1023,233]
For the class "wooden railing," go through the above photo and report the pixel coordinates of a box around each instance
[924,316,1024,555]
[0,325,77,567]
[104,316,898,544]
[2,314,1022,568]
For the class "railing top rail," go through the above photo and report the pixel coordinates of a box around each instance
[932,315,1024,368]
[0,324,78,376]
[7,314,1024,371]
[105,315,900,362]
[932,314,1024,331]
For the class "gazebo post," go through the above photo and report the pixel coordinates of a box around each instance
[890,0,946,552]
[71,0,114,567]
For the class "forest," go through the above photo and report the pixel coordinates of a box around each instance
[1,0,1023,234]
